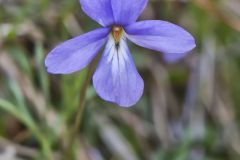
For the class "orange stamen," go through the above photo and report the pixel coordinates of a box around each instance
[112,26,123,43]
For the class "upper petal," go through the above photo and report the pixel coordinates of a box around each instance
[125,20,196,53]
[93,35,144,107]
[111,0,147,25]
[80,0,114,26]
[45,28,109,74]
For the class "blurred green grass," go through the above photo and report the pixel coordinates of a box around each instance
[1,0,240,160]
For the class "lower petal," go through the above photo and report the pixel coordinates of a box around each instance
[93,35,144,107]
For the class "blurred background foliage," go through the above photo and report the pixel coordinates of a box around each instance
[1,0,240,159]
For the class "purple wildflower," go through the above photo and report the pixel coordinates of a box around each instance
[45,0,196,107]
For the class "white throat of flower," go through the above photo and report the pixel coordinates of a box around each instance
[104,27,129,81]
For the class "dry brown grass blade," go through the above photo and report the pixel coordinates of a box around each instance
[148,58,173,148]
[193,0,240,32]
[0,52,47,117]
[95,115,138,160]
[0,137,38,159]
[0,52,64,137]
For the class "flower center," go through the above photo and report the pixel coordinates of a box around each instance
[112,26,123,44]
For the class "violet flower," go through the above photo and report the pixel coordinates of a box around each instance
[45,0,196,107]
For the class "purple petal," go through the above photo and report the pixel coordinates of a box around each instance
[111,0,147,25]
[93,36,144,107]
[80,0,114,26]
[163,52,190,63]
[125,20,196,53]
[45,28,109,74]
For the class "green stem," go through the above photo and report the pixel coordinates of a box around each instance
[41,137,53,160]
[62,62,95,160]
[0,99,53,159]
